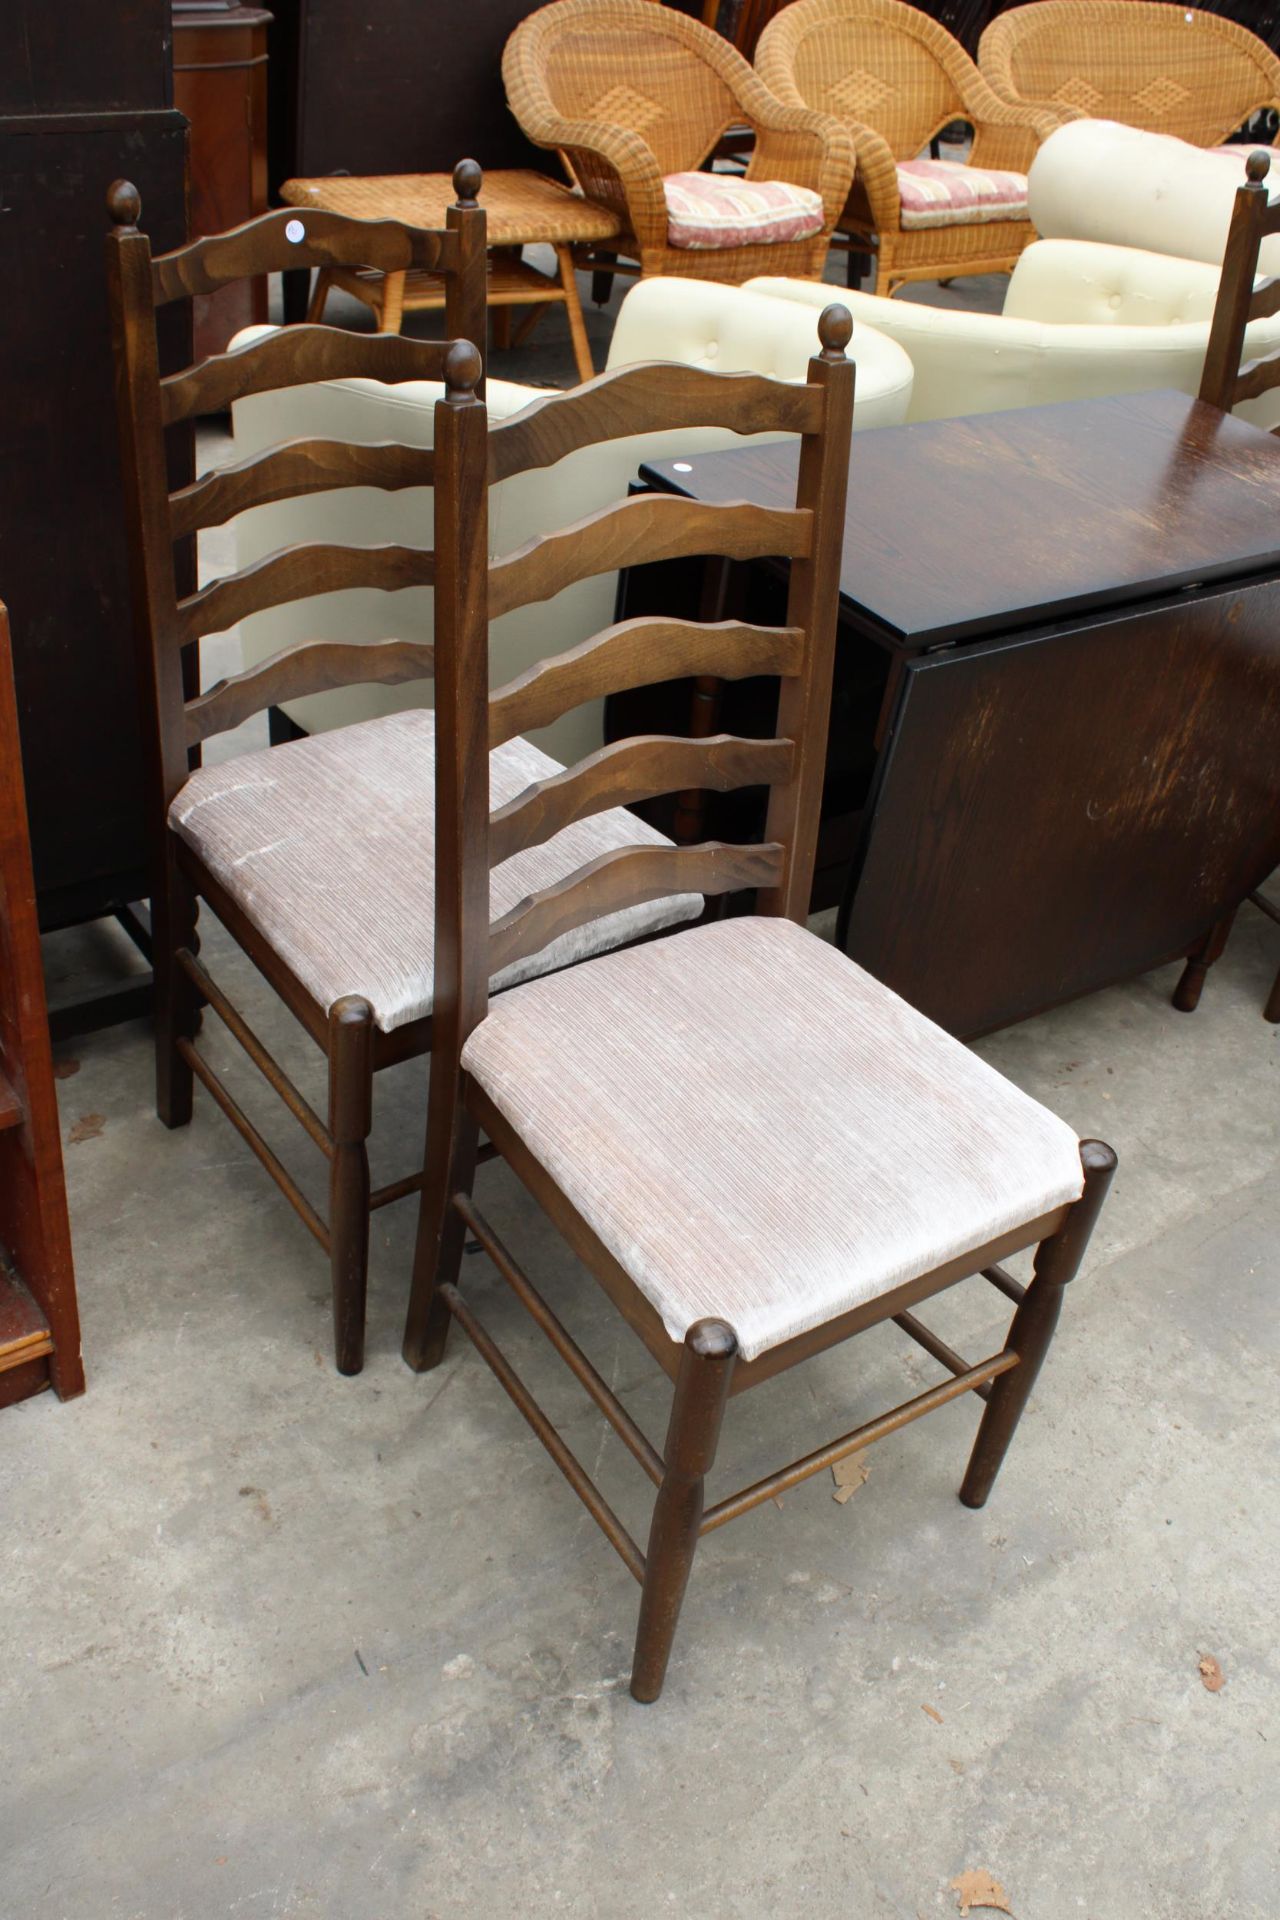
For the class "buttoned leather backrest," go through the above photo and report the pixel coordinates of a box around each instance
[1029,119,1280,275]
[1004,236,1221,325]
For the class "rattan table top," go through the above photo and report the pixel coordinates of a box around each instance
[280,170,620,246]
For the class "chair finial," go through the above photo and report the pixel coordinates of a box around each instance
[818,302,853,361]
[1247,149,1271,186]
[108,179,141,229]
[453,158,483,208]
[444,339,483,394]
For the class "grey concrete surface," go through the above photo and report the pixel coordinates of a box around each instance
[3,259,1277,1919]
[6,901,1277,1920]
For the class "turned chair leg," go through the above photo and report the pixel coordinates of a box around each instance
[1264,961,1280,1024]
[378,269,407,335]
[961,1139,1117,1510]
[590,251,616,307]
[402,1093,479,1374]
[328,997,373,1375]
[305,267,332,324]
[155,853,199,1129]
[1173,910,1236,1012]
[631,1318,737,1704]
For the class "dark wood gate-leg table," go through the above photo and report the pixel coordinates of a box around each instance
[632,389,1280,1037]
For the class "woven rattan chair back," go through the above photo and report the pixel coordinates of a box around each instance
[516,0,760,177]
[538,2,738,174]
[759,0,968,159]
[104,165,487,1377]
[980,1,1280,147]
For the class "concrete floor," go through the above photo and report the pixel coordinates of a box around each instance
[3,262,1279,1918]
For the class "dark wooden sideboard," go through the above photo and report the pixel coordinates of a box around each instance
[627,390,1280,1038]
[0,1,189,1024]
[265,0,547,189]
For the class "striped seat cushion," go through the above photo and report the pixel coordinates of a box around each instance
[896,157,1029,230]
[664,171,825,250]
[170,710,700,1034]
[463,916,1085,1362]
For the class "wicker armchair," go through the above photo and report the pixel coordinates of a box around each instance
[502,0,854,286]
[756,0,1068,295]
[980,2,1280,149]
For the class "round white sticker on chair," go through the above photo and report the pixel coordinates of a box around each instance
[285,219,305,243]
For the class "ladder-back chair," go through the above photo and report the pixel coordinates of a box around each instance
[405,310,1117,1702]
[105,166,702,1374]
[1175,146,1280,1022]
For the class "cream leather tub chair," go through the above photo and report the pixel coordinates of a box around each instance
[227,277,912,762]
[1027,118,1280,273]
[748,232,1280,427]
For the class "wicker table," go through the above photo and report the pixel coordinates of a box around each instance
[280,170,619,382]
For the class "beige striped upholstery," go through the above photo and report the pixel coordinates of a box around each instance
[462,916,1085,1360]
[170,711,701,1032]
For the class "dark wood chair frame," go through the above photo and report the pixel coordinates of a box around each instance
[1176,147,1280,1024]
[402,313,1117,1702]
[105,163,488,1375]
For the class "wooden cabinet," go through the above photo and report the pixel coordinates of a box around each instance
[265,0,553,320]
[0,1,188,974]
[266,0,547,189]
[173,3,272,359]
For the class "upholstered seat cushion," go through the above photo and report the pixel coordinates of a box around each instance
[170,711,700,1033]
[897,158,1028,231]
[463,917,1085,1361]
[664,172,825,250]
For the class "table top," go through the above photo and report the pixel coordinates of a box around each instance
[640,388,1280,649]
[281,170,620,247]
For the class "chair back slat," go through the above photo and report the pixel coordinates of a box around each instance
[489,733,795,867]
[488,841,786,976]
[489,494,811,623]
[488,615,804,747]
[1232,352,1280,405]
[1249,274,1280,324]
[176,543,437,647]
[160,328,451,425]
[185,637,436,746]
[169,439,438,540]
[488,364,824,483]
[151,207,456,304]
